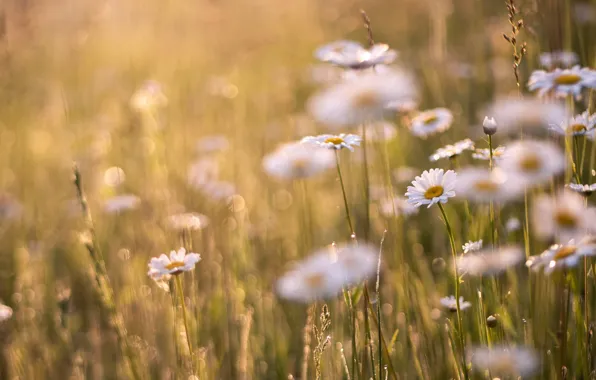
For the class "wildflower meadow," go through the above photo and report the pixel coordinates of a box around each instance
[3,0,596,379]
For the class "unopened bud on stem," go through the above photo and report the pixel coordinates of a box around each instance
[483,116,498,135]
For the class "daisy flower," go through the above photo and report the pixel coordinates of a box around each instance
[307,69,417,128]
[506,217,521,232]
[104,194,141,213]
[528,65,596,99]
[196,135,230,154]
[409,108,453,138]
[429,139,474,161]
[550,110,596,139]
[360,121,398,142]
[440,295,472,312]
[130,80,168,112]
[187,158,220,189]
[276,243,378,302]
[470,346,539,378]
[454,167,524,203]
[457,246,524,275]
[148,247,201,277]
[497,140,565,187]
[263,143,335,180]
[301,134,362,151]
[526,239,596,274]
[0,303,12,322]
[539,51,579,69]
[532,190,596,242]
[103,167,126,187]
[485,97,566,135]
[379,196,419,218]
[314,40,398,70]
[472,146,506,162]
[166,212,210,231]
[567,183,596,195]
[199,180,237,201]
[405,169,457,208]
[462,240,483,254]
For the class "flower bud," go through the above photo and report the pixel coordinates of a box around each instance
[483,116,498,135]
[487,315,498,328]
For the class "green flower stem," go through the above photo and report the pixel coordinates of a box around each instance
[335,151,355,236]
[488,135,497,247]
[438,203,469,380]
[175,275,195,373]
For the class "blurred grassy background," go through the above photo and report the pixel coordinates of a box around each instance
[1,0,596,378]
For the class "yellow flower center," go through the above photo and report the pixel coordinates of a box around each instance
[473,180,498,192]
[305,273,325,289]
[324,137,345,145]
[165,261,185,273]
[421,114,439,125]
[570,124,587,133]
[424,185,444,199]
[554,74,581,85]
[554,245,577,260]
[351,90,379,108]
[554,210,578,227]
[519,154,542,173]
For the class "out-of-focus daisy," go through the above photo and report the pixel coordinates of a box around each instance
[540,51,579,69]
[472,146,506,162]
[148,247,201,277]
[314,40,397,70]
[567,183,596,195]
[526,239,596,274]
[103,167,126,187]
[263,143,335,180]
[301,134,362,151]
[528,65,596,99]
[0,303,12,322]
[462,240,483,254]
[485,97,566,135]
[199,180,237,201]
[196,135,230,154]
[276,243,378,302]
[470,346,539,378]
[440,295,472,312]
[166,212,210,231]
[409,108,453,138]
[386,99,418,114]
[307,69,417,128]
[379,196,419,218]
[532,190,596,242]
[550,110,596,138]
[497,140,565,187]
[454,168,524,203]
[360,121,398,142]
[130,80,168,112]
[104,194,141,213]
[506,217,522,232]
[457,246,524,275]
[405,169,457,208]
[187,158,219,189]
[429,139,474,161]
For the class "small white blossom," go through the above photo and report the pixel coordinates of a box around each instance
[472,146,506,162]
[409,108,453,138]
[539,51,579,69]
[440,296,471,312]
[470,345,539,378]
[462,240,483,254]
[263,143,335,180]
[148,248,201,277]
[550,110,596,139]
[498,140,565,187]
[314,40,398,70]
[405,169,457,208]
[567,183,596,195]
[301,134,362,151]
[526,239,596,274]
[528,65,596,100]
[166,212,210,231]
[457,246,524,275]
[429,139,474,161]
[482,116,497,135]
[0,303,12,322]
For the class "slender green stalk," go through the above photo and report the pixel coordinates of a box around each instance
[362,126,371,242]
[175,275,195,373]
[72,165,141,380]
[488,135,494,171]
[376,232,386,380]
[438,203,469,380]
[335,151,355,236]
[488,135,497,247]
[348,289,359,380]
